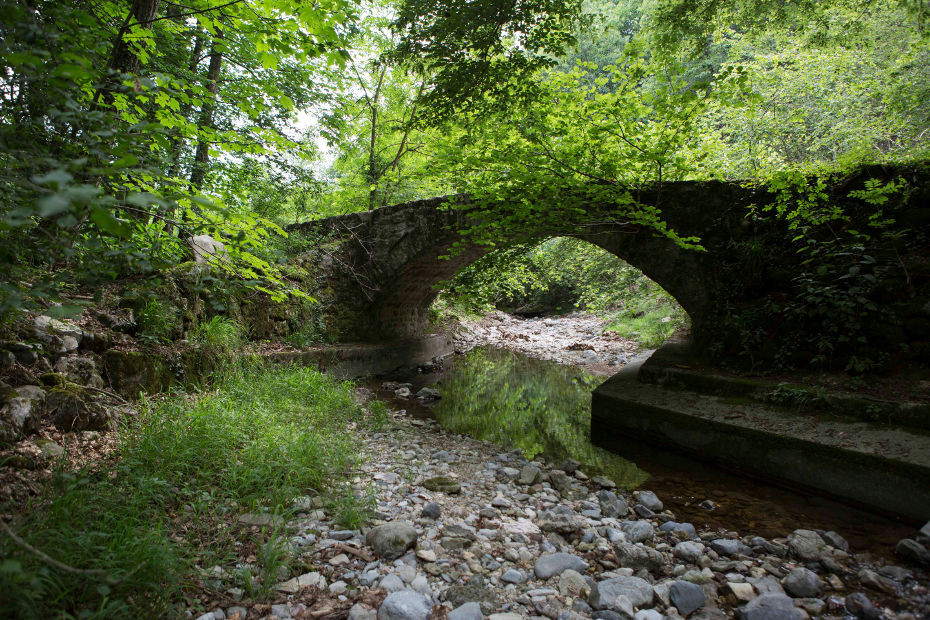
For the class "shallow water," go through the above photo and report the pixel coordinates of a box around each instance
[383,346,916,558]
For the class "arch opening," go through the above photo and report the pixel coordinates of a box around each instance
[426,236,691,350]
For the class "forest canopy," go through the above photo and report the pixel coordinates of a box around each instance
[1,0,928,320]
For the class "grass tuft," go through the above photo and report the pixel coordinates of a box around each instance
[1,362,373,618]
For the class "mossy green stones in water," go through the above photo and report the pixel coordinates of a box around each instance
[423,475,462,494]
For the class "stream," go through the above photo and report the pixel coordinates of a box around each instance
[374,335,916,559]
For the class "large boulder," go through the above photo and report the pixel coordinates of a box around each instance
[46,384,114,432]
[33,315,81,356]
[0,385,45,446]
[190,235,228,266]
[54,356,104,388]
[366,521,418,559]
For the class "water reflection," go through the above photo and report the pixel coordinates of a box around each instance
[432,346,649,488]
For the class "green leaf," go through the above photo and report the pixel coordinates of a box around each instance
[91,208,133,238]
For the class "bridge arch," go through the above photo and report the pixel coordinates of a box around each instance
[289,181,757,349]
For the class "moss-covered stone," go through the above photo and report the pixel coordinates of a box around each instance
[103,350,173,397]
[46,382,113,432]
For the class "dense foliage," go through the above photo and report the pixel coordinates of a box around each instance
[1,0,928,367]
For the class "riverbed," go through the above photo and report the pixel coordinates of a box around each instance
[374,313,918,559]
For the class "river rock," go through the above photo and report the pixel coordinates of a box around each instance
[895,538,930,566]
[416,387,441,400]
[539,511,587,534]
[633,490,662,512]
[919,521,930,544]
[787,530,827,561]
[620,520,654,544]
[558,569,590,597]
[782,567,822,598]
[421,502,441,519]
[845,592,883,620]
[821,530,849,551]
[670,580,706,616]
[589,576,654,609]
[597,490,629,518]
[534,552,589,579]
[500,568,524,584]
[423,476,461,494]
[633,611,663,620]
[349,604,378,620]
[673,541,705,564]
[659,521,697,539]
[857,568,895,594]
[443,584,499,614]
[518,464,542,485]
[736,593,804,620]
[366,522,418,559]
[378,589,432,620]
[710,539,751,557]
[614,542,665,572]
[381,574,406,593]
[449,602,484,620]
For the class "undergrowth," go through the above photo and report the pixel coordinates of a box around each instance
[604,291,689,349]
[0,362,374,618]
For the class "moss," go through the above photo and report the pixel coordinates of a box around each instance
[103,350,174,397]
[39,372,67,388]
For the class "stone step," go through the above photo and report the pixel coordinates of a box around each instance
[591,355,930,520]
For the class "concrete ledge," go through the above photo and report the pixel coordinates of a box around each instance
[262,333,453,380]
[638,342,930,431]
[591,355,930,521]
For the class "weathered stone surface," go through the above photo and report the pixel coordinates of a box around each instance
[845,592,883,620]
[378,589,432,620]
[597,490,629,518]
[423,476,461,494]
[782,568,822,598]
[736,593,804,620]
[620,520,655,544]
[534,552,589,579]
[673,541,705,564]
[710,538,752,557]
[0,385,45,445]
[633,490,663,512]
[420,502,441,519]
[895,538,930,566]
[614,542,665,572]
[366,521,418,559]
[670,580,706,616]
[787,530,827,561]
[517,464,542,485]
[659,521,697,539]
[46,384,114,432]
[589,576,654,610]
[443,584,499,614]
[448,602,483,620]
[54,356,104,388]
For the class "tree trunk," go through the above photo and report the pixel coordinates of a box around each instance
[108,0,162,78]
[189,34,224,191]
[166,32,204,179]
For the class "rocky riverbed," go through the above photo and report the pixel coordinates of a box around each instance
[188,399,930,620]
[452,312,641,375]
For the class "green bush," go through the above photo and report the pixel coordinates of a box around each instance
[136,298,177,345]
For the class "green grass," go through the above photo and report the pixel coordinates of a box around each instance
[189,316,244,354]
[604,293,689,349]
[0,362,373,618]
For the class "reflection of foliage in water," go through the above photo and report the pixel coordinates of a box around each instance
[433,347,649,489]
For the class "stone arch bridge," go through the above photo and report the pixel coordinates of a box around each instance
[285,168,929,364]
